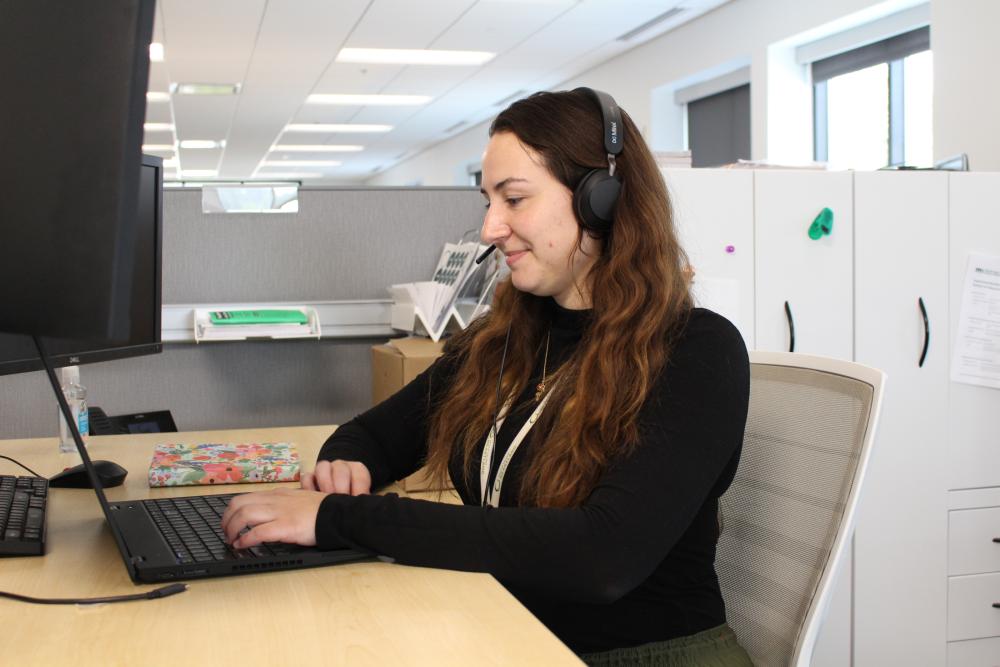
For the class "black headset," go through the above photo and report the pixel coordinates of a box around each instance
[571,87,624,237]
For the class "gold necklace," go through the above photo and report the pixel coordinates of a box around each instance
[534,329,551,402]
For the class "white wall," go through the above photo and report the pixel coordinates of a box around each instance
[368,128,488,187]
[932,0,1000,171]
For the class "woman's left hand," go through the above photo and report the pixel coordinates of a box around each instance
[220,488,328,549]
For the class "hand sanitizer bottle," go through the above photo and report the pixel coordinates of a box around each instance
[58,365,89,453]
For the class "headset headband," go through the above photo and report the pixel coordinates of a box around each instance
[573,87,624,158]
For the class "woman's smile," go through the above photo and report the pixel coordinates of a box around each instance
[504,249,528,267]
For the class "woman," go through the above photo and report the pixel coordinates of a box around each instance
[222,88,752,666]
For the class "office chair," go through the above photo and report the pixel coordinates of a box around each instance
[716,351,885,667]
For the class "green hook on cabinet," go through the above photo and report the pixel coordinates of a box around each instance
[808,207,834,240]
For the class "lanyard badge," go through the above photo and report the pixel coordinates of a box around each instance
[479,386,556,507]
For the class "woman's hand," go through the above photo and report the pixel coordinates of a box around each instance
[221,488,327,549]
[301,459,371,495]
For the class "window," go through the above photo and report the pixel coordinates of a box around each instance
[813,27,931,170]
[467,164,482,187]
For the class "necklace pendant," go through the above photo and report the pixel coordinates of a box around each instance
[534,382,545,402]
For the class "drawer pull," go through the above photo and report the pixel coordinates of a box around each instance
[784,301,795,353]
[917,297,929,367]
[994,603,1000,609]
[993,538,1000,543]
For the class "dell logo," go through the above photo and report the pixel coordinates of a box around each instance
[610,121,618,144]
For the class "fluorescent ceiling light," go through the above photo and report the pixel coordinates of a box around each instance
[181,169,218,177]
[149,43,164,62]
[261,160,342,167]
[306,94,431,106]
[271,144,364,152]
[284,123,392,133]
[170,82,241,96]
[336,48,495,66]
[162,158,180,168]
[146,91,170,102]
[144,122,175,132]
[142,144,176,152]
[179,139,226,149]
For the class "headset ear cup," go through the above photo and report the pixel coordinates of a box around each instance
[573,169,621,234]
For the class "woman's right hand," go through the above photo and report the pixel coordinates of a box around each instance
[301,459,372,495]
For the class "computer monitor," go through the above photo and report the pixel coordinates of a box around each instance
[0,0,155,341]
[0,155,164,377]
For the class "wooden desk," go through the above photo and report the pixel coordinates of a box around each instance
[0,426,580,666]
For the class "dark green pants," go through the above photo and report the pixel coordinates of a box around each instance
[579,624,753,667]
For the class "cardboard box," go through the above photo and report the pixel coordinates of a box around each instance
[371,337,450,491]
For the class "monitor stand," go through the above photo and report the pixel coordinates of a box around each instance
[31,335,125,487]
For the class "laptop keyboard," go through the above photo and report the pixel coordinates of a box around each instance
[144,495,301,564]
[0,474,48,556]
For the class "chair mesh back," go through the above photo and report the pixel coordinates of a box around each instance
[717,363,873,666]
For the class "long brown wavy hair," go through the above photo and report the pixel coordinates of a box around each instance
[424,89,692,507]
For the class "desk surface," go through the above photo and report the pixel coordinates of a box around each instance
[0,426,580,666]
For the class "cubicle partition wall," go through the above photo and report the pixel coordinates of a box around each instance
[0,186,484,439]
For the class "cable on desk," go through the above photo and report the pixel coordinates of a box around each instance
[0,454,42,478]
[0,583,189,605]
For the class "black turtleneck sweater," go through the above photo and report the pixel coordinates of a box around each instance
[314,302,750,654]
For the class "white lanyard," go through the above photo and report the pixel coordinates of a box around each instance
[479,385,556,507]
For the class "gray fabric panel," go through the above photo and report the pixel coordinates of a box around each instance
[164,187,484,302]
[0,339,374,441]
[717,363,873,667]
[0,187,483,439]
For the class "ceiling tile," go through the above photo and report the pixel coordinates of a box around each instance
[177,146,222,171]
[345,0,479,49]
[160,0,267,83]
[432,0,576,52]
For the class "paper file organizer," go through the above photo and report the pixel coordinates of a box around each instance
[389,241,499,342]
[192,306,321,342]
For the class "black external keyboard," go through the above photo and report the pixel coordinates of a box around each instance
[0,474,48,556]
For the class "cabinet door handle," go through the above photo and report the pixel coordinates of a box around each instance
[784,301,795,353]
[918,297,930,368]
[994,603,1000,609]
[993,537,1000,543]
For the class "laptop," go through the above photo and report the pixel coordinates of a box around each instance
[75,440,368,583]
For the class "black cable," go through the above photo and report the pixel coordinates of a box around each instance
[0,454,42,478]
[0,583,188,605]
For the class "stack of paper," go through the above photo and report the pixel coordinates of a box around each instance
[653,150,693,168]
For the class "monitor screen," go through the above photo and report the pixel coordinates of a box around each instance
[0,155,164,377]
[0,0,154,340]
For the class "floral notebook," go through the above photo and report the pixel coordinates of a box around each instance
[148,442,301,487]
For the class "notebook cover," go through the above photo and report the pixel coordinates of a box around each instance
[148,442,301,487]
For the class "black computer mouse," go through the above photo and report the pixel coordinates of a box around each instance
[49,460,128,488]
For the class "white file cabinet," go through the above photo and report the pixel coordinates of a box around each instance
[662,168,755,348]
[947,492,1000,665]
